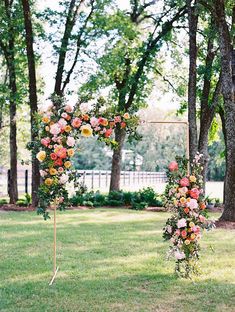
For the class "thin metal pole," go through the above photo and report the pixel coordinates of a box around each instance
[49,204,59,286]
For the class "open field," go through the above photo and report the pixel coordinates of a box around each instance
[0,209,234,312]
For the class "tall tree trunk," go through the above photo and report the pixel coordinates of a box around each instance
[5,0,18,204]
[213,0,235,221]
[21,0,40,207]
[110,126,126,191]
[187,0,198,163]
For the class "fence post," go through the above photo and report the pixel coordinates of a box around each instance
[106,171,108,188]
[7,169,10,197]
[98,171,101,189]
[25,170,28,194]
[91,170,94,190]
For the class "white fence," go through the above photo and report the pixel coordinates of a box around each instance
[0,168,167,197]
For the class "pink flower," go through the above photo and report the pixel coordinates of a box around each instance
[61,112,68,119]
[177,218,187,228]
[168,161,178,172]
[180,177,190,187]
[199,215,206,223]
[72,117,82,128]
[50,123,61,136]
[114,116,121,123]
[192,225,200,234]
[175,229,181,236]
[67,136,75,147]
[41,138,50,147]
[90,117,99,127]
[58,118,67,128]
[187,198,198,209]
[64,105,74,113]
[105,128,113,137]
[56,147,67,159]
[190,188,200,200]
[58,167,64,173]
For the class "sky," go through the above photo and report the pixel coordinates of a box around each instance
[37,0,187,112]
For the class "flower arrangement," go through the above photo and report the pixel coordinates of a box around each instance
[34,100,137,220]
[163,154,214,278]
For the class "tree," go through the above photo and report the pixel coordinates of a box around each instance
[0,0,19,203]
[212,0,235,221]
[21,0,40,207]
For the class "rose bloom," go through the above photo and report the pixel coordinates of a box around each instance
[184,207,190,214]
[114,116,121,123]
[67,149,75,157]
[191,233,196,240]
[54,158,63,166]
[67,136,75,147]
[41,138,50,147]
[177,218,187,228]
[174,250,185,260]
[200,202,206,210]
[72,117,82,128]
[90,117,99,127]
[59,174,69,184]
[189,221,195,228]
[179,177,190,187]
[166,225,172,234]
[190,188,200,199]
[55,147,67,159]
[50,123,61,135]
[81,124,93,137]
[50,153,57,160]
[64,104,74,113]
[181,229,187,238]
[175,229,181,236]
[180,197,187,205]
[189,175,197,183]
[61,112,68,119]
[184,239,190,245]
[39,170,47,177]
[121,122,126,129]
[82,114,89,121]
[64,125,72,133]
[109,121,115,128]
[36,151,46,162]
[105,128,113,138]
[49,168,58,175]
[44,178,53,186]
[58,118,67,128]
[64,161,71,169]
[199,215,206,223]
[187,198,198,209]
[98,117,108,126]
[168,161,178,172]
[123,112,130,119]
[42,116,50,124]
[58,167,64,173]
[192,225,200,234]
[45,126,50,132]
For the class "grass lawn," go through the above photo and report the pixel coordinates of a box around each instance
[0,209,234,312]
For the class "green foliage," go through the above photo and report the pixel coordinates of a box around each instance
[16,193,31,207]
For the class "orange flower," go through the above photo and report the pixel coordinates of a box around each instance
[64,125,72,133]
[82,114,89,121]
[200,202,206,210]
[67,149,75,157]
[180,197,186,204]
[45,178,53,186]
[49,168,58,176]
[42,116,50,123]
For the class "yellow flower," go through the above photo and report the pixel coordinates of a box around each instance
[191,233,196,240]
[180,197,186,204]
[42,116,50,123]
[189,222,195,228]
[80,124,93,137]
[45,178,53,186]
[64,161,71,168]
[67,149,75,157]
[123,112,130,119]
[189,175,197,183]
[49,168,58,175]
[185,239,190,245]
[64,125,72,133]
[173,199,178,206]
[36,151,46,162]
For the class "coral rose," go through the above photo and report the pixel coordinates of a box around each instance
[123,112,130,119]
[104,128,113,138]
[168,161,178,172]
[50,153,57,160]
[179,177,190,187]
[72,117,82,128]
[54,158,63,166]
[190,188,200,199]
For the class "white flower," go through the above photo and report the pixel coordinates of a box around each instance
[177,218,187,228]
[67,136,76,147]
[39,170,47,177]
[50,123,61,135]
[80,102,92,114]
[174,250,186,260]
[166,225,172,234]
[59,174,69,184]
